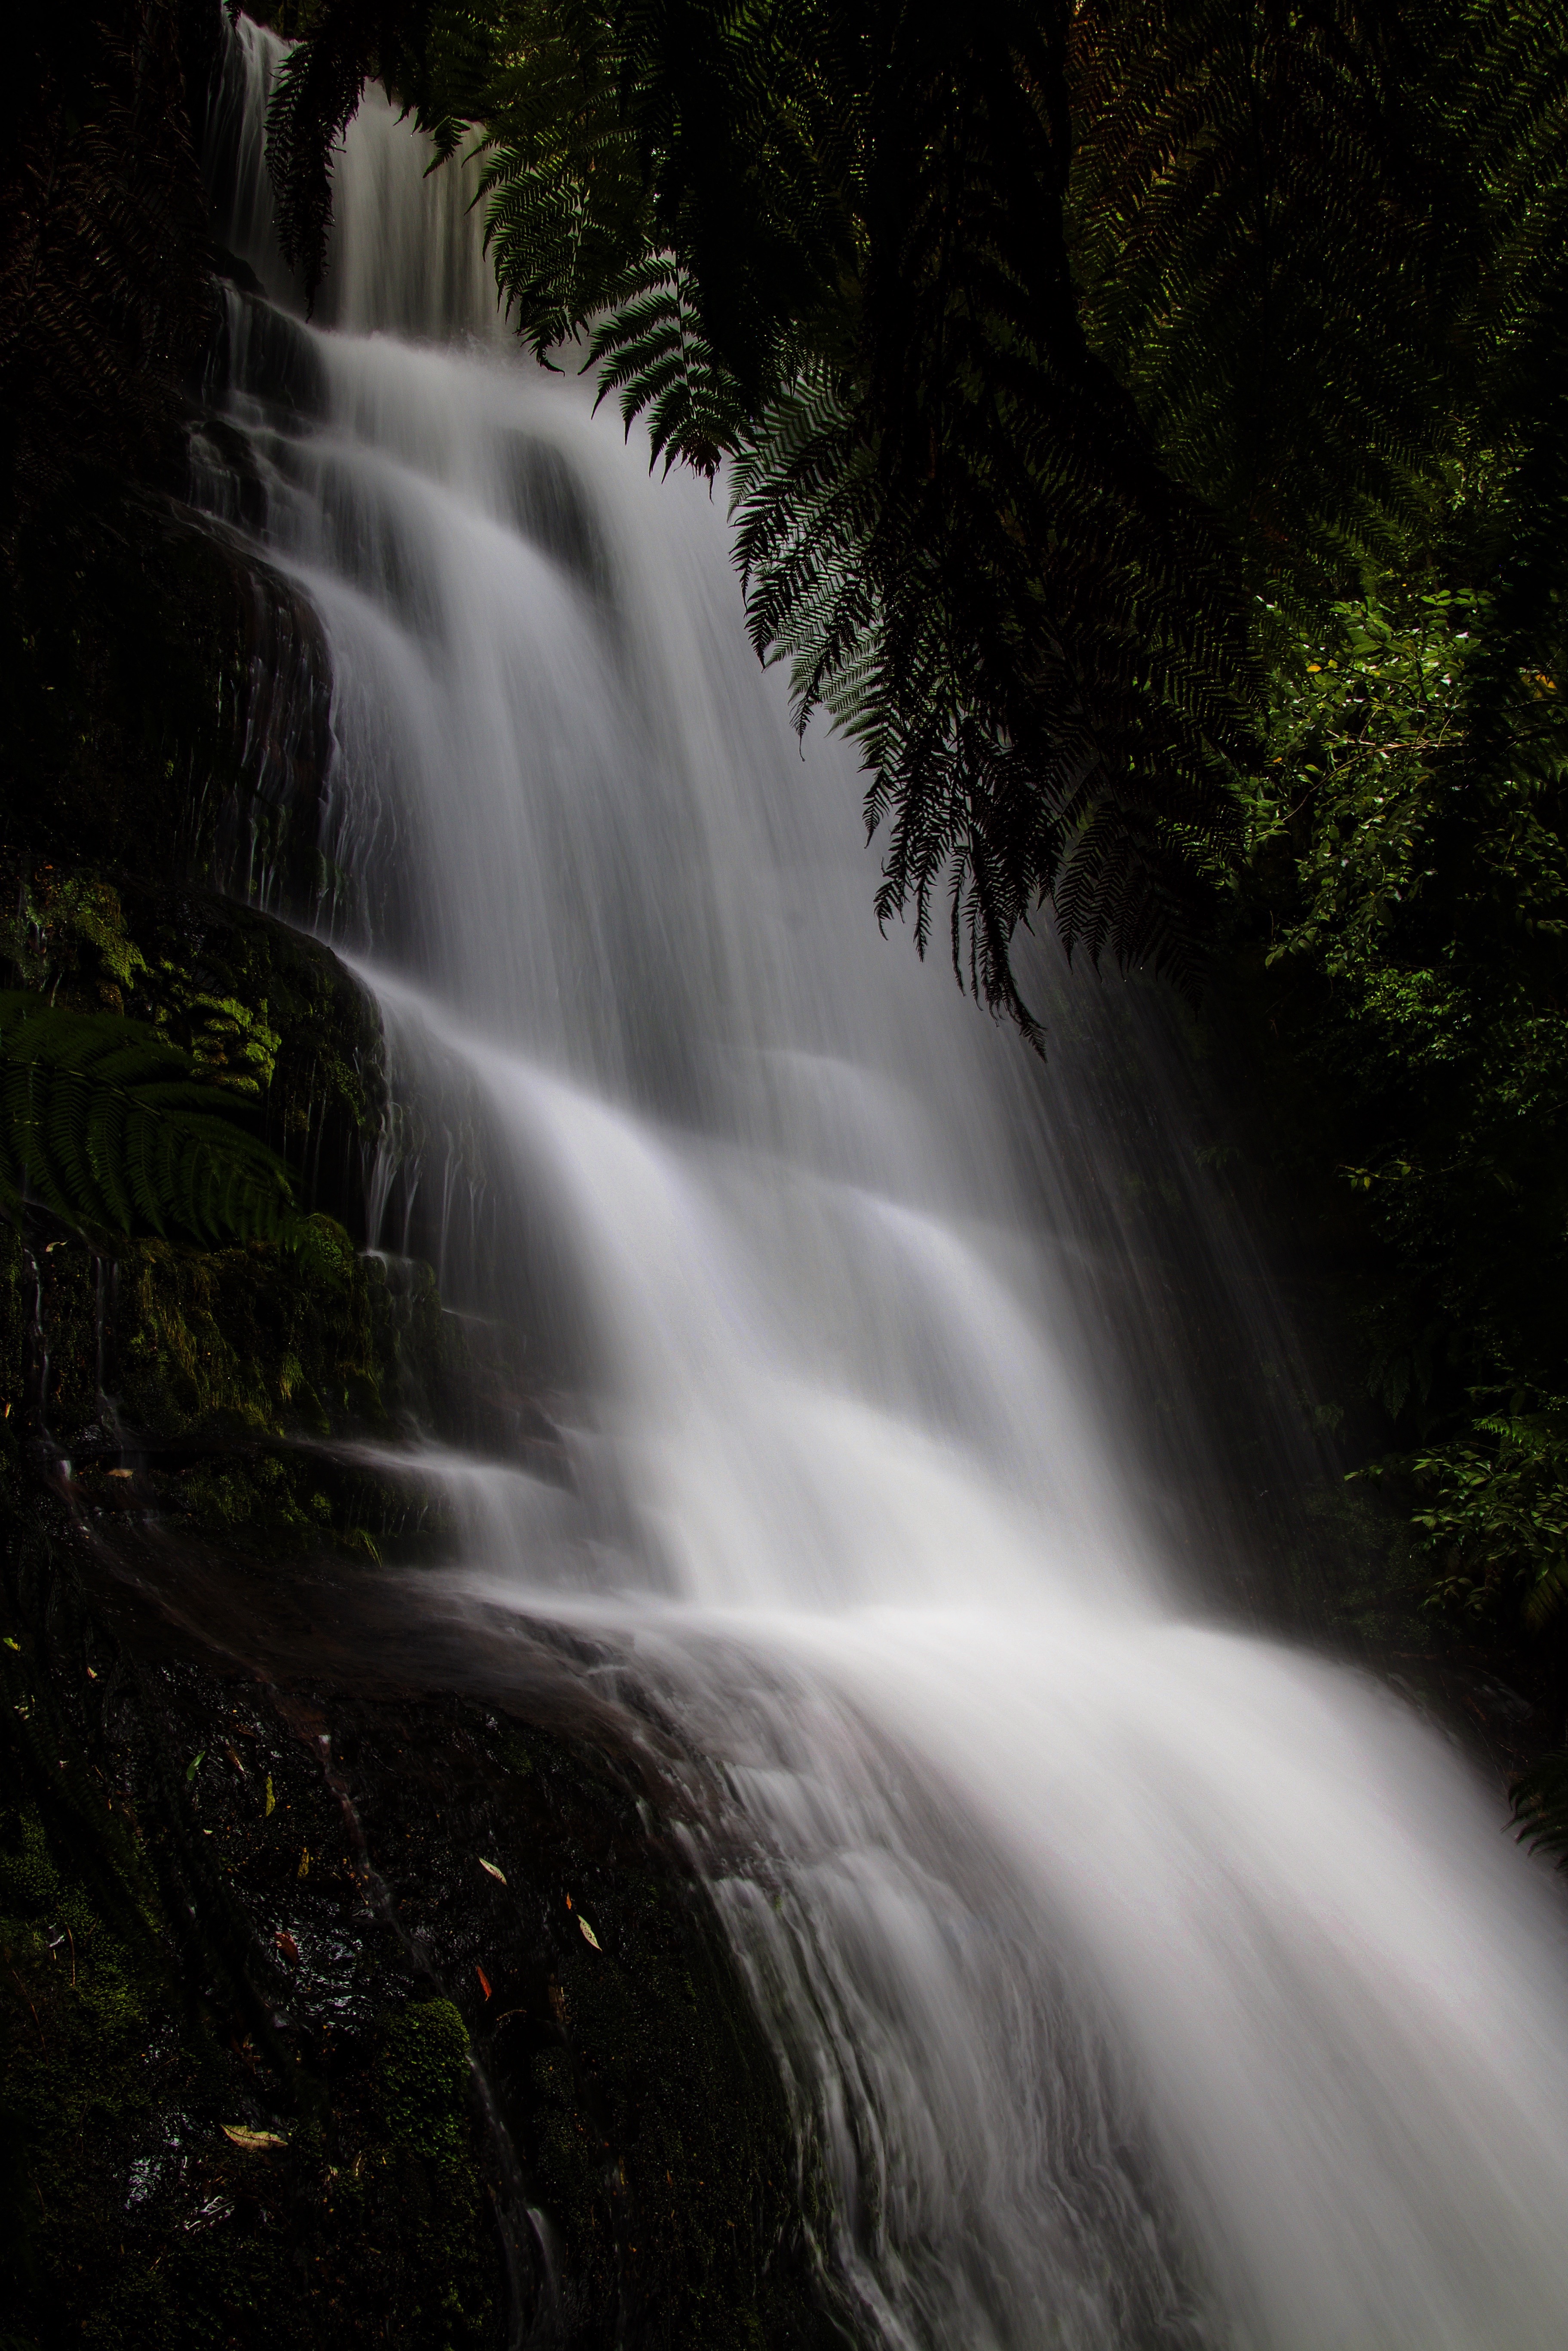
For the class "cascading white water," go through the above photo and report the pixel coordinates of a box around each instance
[202,22,1568,2344]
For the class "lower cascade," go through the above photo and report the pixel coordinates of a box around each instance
[187,21,1568,2346]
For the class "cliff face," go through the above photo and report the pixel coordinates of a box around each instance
[0,1442,831,2350]
[0,12,841,2339]
[0,863,835,2351]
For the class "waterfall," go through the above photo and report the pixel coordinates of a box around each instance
[201,22,1568,2345]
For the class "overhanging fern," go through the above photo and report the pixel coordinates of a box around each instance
[0,992,299,1246]
[260,0,1568,1039]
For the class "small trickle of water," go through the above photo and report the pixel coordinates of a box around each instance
[196,22,1568,2346]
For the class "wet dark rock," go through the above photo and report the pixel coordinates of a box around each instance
[0,1408,839,2349]
[212,244,267,299]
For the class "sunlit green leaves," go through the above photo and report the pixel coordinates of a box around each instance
[1402,1401,1568,1629]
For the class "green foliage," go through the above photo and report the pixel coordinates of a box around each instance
[1223,514,1568,1643]
[379,1999,472,2156]
[0,991,298,1246]
[1405,1403,1568,1630]
[726,18,1255,1028]
[1453,0,1568,768]
[2,876,149,1001]
[1235,550,1568,1335]
[1252,592,1478,978]
[257,0,1568,1034]
[0,0,215,531]
[1068,0,1474,611]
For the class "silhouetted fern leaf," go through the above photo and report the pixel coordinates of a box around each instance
[1511,1750,1568,1867]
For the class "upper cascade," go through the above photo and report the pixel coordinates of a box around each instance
[206,13,505,344]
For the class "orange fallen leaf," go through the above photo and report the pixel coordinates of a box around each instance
[275,1929,300,1964]
[222,2125,286,2151]
[476,1964,492,2000]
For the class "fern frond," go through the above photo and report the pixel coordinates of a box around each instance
[583,258,752,473]
[1068,0,1474,610]
[1512,1749,1568,1865]
[1,0,215,519]
[732,14,1257,1027]
[0,993,298,1246]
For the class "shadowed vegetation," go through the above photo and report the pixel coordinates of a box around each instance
[262,0,1566,1046]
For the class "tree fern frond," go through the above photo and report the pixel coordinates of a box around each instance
[1,0,215,521]
[584,260,750,472]
[0,993,299,1246]
[1067,0,1478,610]
[1512,1749,1568,1866]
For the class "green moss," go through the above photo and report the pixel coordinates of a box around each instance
[369,2004,492,2348]
[117,1218,380,1439]
[380,1998,473,2156]
[0,1809,63,1915]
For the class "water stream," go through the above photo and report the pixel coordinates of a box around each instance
[197,23,1568,2344]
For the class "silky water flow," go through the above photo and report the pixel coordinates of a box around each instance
[196,22,1568,2346]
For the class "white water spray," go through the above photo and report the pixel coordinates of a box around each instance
[203,24,1568,2343]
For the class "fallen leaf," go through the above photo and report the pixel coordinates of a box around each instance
[296,1848,310,1880]
[222,2125,286,2152]
[264,1774,276,1817]
[2,1637,18,1651]
[476,1964,492,2000]
[184,2193,236,2229]
[578,1916,601,1952]
[275,1929,300,1964]
[226,1745,248,1776]
[565,1893,572,1910]
[186,1751,205,1782]
[477,1857,506,1884]
[107,1467,133,1480]
[86,1665,97,1679]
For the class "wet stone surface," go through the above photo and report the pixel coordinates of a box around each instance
[0,1454,839,2351]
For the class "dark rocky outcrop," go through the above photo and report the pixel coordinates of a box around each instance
[0,1449,836,2349]
[0,867,839,2348]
